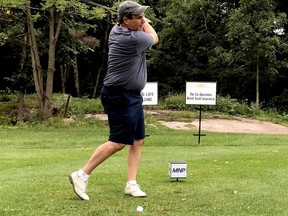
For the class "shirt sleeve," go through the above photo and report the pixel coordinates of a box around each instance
[134,31,154,53]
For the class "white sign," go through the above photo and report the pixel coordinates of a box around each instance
[141,82,158,105]
[186,82,217,105]
[169,161,187,179]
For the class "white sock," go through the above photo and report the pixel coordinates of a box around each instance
[127,180,137,187]
[77,169,89,181]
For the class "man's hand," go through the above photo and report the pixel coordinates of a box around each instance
[145,17,152,24]
[141,18,159,45]
[138,17,152,31]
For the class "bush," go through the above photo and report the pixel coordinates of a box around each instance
[0,93,104,125]
[66,96,103,116]
[0,92,287,126]
[160,93,190,110]
[158,93,253,116]
[0,97,18,125]
[210,95,254,116]
[268,89,288,114]
[0,95,13,102]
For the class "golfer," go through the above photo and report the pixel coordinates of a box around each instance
[69,0,158,200]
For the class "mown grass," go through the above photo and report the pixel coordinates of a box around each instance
[1,93,288,215]
[1,123,288,216]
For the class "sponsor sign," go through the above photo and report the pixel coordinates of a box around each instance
[169,161,187,178]
[186,82,217,105]
[141,82,158,105]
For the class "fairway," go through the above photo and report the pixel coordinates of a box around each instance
[1,126,288,215]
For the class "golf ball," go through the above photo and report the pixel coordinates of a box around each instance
[136,206,144,212]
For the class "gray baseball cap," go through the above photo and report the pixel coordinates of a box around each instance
[117,1,149,19]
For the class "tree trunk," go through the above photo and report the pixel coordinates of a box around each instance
[27,4,64,120]
[72,48,80,97]
[43,7,64,119]
[256,59,259,109]
[18,87,25,121]
[93,66,102,98]
[17,34,28,121]
[60,64,69,93]
[92,22,110,98]
[26,2,44,113]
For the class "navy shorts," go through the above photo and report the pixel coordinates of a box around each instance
[100,85,145,145]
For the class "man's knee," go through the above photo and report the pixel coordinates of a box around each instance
[109,141,126,151]
[133,139,144,146]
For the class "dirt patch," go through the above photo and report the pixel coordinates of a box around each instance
[90,113,288,134]
[160,118,288,134]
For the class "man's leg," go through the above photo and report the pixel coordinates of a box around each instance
[83,141,126,174]
[127,139,144,181]
[69,141,125,200]
[125,139,146,197]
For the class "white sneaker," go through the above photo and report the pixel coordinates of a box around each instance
[69,171,89,200]
[125,184,147,197]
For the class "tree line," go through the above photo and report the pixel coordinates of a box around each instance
[1,0,288,119]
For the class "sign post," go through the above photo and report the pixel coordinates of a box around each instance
[186,82,217,144]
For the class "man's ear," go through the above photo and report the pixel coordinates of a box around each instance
[123,17,129,25]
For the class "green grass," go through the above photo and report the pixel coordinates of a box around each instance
[1,124,288,215]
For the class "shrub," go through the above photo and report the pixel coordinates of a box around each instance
[268,89,288,114]
[158,93,253,116]
[211,95,253,116]
[160,93,193,111]
[0,92,287,126]
[66,96,103,116]
[0,97,18,125]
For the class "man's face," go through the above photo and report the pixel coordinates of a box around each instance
[124,13,145,31]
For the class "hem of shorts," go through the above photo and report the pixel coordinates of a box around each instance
[108,137,145,145]
[108,138,133,145]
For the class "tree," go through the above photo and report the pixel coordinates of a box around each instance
[25,0,106,119]
[1,0,33,121]
[147,0,240,95]
[2,0,288,114]
[225,0,287,108]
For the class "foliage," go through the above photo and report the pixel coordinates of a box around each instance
[1,0,288,114]
[160,93,188,111]
[268,88,288,114]
[0,0,26,45]
[0,98,18,125]
[148,0,240,93]
[1,0,110,119]
[158,93,255,116]
[2,92,288,126]
[62,95,104,116]
[224,0,287,107]
[147,0,288,109]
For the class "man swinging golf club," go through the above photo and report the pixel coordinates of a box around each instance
[69,0,158,200]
